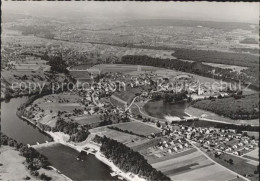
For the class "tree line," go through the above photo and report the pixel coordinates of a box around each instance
[120,55,258,90]
[192,94,259,120]
[93,135,171,181]
[0,132,52,180]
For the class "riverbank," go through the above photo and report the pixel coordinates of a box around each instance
[185,106,259,126]
[0,146,67,181]
[46,131,146,181]
[16,95,145,180]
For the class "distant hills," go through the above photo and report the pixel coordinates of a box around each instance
[128,19,254,31]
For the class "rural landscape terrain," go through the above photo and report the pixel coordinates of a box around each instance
[1,2,259,181]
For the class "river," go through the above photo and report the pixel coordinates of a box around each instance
[1,97,117,180]
[1,97,52,145]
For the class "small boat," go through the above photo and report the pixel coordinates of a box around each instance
[76,157,80,161]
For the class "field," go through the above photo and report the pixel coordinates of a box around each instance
[26,93,87,127]
[0,146,65,181]
[92,127,146,145]
[148,147,238,181]
[243,148,259,162]
[111,121,161,136]
[72,115,102,127]
[208,152,259,181]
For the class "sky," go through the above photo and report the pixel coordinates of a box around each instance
[2,1,259,23]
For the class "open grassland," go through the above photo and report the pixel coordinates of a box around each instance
[72,115,102,126]
[0,146,32,181]
[128,137,162,151]
[112,121,161,136]
[149,148,238,181]
[0,146,66,181]
[92,127,146,145]
[146,148,197,164]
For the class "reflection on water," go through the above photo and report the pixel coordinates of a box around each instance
[143,100,189,119]
[36,143,117,180]
[1,97,52,145]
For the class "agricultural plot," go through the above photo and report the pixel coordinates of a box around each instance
[111,121,161,136]
[150,148,238,181]
[69,70,92,79]
[128,137,162,151]
[94,127,145,145]
[26,93,86,127]
[208,152,259,181]
[72,115,102,127]
[243,148,259,162]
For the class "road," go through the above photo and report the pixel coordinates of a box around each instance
[186,139,251,181]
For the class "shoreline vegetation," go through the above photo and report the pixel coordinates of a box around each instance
[46,132,146,181]
[14,95,146,181]
[93,135,171,181]
[0,133,54,181]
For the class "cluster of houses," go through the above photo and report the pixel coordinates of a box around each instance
[157,136,191,154]
[160,124,258,157]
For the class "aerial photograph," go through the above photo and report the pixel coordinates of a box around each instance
[0,1,259,181]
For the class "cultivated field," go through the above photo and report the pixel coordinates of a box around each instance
[92,127,146,145]
[243,148,259,162]
[72,115,102,126]
[26,93,87,127]
[208,152,259,181]
[150,148,238,181]
[111,121,161,136]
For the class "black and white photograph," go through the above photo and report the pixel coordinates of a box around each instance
[1,1,259,181]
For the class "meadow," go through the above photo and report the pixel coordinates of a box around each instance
[149,147,238,181]
[112,121,161,136]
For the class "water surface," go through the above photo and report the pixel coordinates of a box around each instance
[36,143,117,180]
[1,97,52,144]
[143,100,189,119]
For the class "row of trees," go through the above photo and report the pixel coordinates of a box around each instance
[1,133,52,180]
[94,136,171,181]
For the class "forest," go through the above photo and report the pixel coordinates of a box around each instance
[94,136,171,181]
[192,94,259,120]
[52,118,90,142]
[120,55,258,90]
